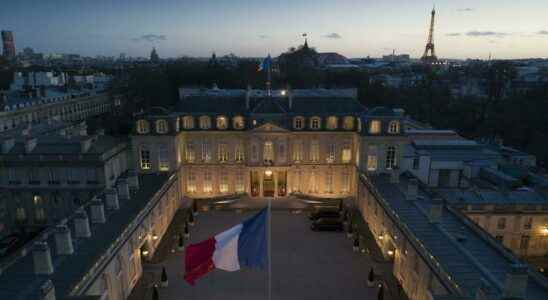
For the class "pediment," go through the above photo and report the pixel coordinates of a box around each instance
[252,123,289,132]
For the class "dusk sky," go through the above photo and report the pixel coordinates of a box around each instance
[1,0,548,59]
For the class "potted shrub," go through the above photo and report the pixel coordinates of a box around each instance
[176,233,185,251]
[160,266,168,288]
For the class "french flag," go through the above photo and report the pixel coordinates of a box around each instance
[184,208,268,285]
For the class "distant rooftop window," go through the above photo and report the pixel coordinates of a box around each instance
[233,116,245,130]
[216,116,228,130]
[136,119,150,134]
[343,116,354,130]
[369,120,381,134]
[310,117,321,130]
[199,116,211,129]
[156,119,168,134]
[388,120,400,134]
[293,117,304,130]
[326,116,338,130]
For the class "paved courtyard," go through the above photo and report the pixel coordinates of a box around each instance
[149,210,385,300]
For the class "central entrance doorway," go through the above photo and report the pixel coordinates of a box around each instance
[263,170,275,197]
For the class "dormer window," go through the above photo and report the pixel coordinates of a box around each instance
[293,117,305,130]
[343,116,354,130]
[216,116,228,130]
[310,117,321,130]
[199,116,211,129]
[182,116,194,129]
[369,120,381,134]
[156,119,168,134]
[388,121,400,134]
[136,120,150,134]
[326,116,338,130]
[233,116,245,129]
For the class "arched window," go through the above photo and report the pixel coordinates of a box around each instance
[343,116,354,130]
[326,116,338,130]
[156,119,168,134]
[182,116,194,129]
[293,117,305,130]
[369,120,381,134]
[233,116,245,129]
[388,121,400,134]
[136,120,150,134]
[310,117,321,130]
[199,116,211,129]
[216,116,228,130]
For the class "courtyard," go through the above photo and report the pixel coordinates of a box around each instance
[133,208,401,300]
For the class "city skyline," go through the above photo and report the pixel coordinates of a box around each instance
[1,0,548,59]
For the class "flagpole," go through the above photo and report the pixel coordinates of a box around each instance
[267,62,272,97]
[268,197,272,300]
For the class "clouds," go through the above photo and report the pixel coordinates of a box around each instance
[323,33,342,39]
[131,34,167,42]
[538,30,548,35]
[258,34,269,39]
[445,33,461,37]
[457,8,474,12]
[466,31,509,37]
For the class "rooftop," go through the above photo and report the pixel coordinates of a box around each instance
[363,173,548,299]
[0,173,174,299]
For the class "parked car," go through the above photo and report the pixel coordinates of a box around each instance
[308,209,341,221]
[0,236,19,256]
[311,218,344,231]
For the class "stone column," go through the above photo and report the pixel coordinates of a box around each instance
[74,209,91,238]
[54,224,74,255]
[33,242,54,275]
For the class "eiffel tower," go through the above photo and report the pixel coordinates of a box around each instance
[421,8,438,63]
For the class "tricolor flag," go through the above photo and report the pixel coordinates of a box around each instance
[184,208,268,285]
[258,55,272,72]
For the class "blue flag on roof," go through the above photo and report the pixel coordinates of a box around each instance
[258,55,272,72]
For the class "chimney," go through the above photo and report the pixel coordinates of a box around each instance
[117,178,130,200]
[54,224,74,255]
[40,280,56,300]
[502,264,528,299]
[2,138,15,154]
[429,198,443,223]
[389,168,400,184]
[32,242,54,275]
[406,178,418,201]
[245,85,252,110]
[74,209,91,238]
[25,138,38,153]
[90,198,106,224]
[127,169,139,190]
[80,138,92,153]
[105,188,119,210]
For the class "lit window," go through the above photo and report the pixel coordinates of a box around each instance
[293,170,303,192]
[385,146,397,170]
[220,171,229,193]
[233,116,245,129]
[140,147,151,170]
[218,143,229,162]
[343,116,354,130]
[216,116,228,130]
[309,171,319,193]
[310,117,321,130]
[524,217,533,230]
[327,143,336,163]
[293,140,303,162]
[341,170,350,193]
[342,144,352,163]
[251,143,259,162]
[137,120,150,134]
[325,172,334,193]
[235,171,245,193]
[158,145,169,171]
[185,142,195,162]
[263,141,274,163]
[156,119,168,134]
[278,143,286,162]
[310,140,320,162]
[199,116,211,129]
[203,171,212,193]
[16,207,26,222]
[388,121,400,134]
[294,117,305,130]
[235,143,245,162]
[187,171,196,193]
[201,141,211,162]
[182,116,194,129]
[326,116,338,130]
[369,120,381,134]
[367,146,378,171]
